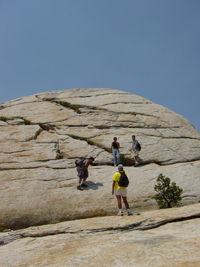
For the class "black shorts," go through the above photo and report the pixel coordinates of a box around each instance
[77,167,88,179]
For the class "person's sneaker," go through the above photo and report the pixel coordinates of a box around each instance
[134,162,139,167]
[77,185,83,191]
[128,211,133,216]
[81,183,88,187]
[117,211,123,216]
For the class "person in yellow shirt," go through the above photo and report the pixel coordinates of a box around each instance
[112,164,133,216]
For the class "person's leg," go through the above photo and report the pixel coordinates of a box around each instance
[77,168,84,190]
[131,151,136,164]
[122,196,133,215]
[122,196,129,209]
[116,150,120,165]
[81,171,88,187]
[116,195,122,209]
[135,151,139,164]
[133,151,139,166]
[83,177,88,182]
[77,177,83,190]
[116,195,123,215]
[113,149,117,166]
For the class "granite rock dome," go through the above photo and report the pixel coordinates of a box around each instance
[0,88,200,230]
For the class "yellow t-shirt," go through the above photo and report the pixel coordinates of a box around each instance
[112,171,128,190]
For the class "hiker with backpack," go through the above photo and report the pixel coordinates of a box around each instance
[112,164,133,216]
[110,137,120,166]
[129,135,141,166]
[76,157,95,191]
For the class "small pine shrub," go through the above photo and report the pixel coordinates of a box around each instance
[55,152,64,160]
[153,173,183,209]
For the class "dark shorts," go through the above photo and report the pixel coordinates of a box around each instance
[77,167,88,179]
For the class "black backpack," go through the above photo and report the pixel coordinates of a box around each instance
[118,171,129,187]
[137,142,141,151]
[75,159,85,169]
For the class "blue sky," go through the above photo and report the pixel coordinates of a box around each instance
[0,0,200,132]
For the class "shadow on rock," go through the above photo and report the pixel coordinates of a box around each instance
[84,181,103,190]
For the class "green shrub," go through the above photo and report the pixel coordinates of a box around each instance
[23,119,31,125]
[74,105,81,114]
[86,139,94,145]
[55,152,64,160]
[57,101,82,114]
[0,116,7,122]
[153,173,183,209]
[57,101,70,108]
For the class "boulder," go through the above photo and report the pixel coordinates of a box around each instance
[0,88,200,230]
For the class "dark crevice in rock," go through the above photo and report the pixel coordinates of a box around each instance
[1,99,43,108]
[41,98,159,118]
[66,215,200,234]
[2,149,31,154]
[152,159,200,166]
[37,91,138,101]
[1,214,200,246]
[0,159,197,171]
[30,99,199,137]
[67,134,109,152]
[0,116,31,125]
[138,214,200,230]
[182,195,197,198]
[160,139,200,163]
[53,101,82,114]
[0,158,198,171]
[0,165,69,171]
[57,125,198,138]
[161,136,200,140]
[33,127,43,140]
[39,123,55,131]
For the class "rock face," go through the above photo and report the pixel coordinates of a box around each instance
[0,204,200,267]
[0,88,200,231]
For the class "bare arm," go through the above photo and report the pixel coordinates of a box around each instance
[129,142,137,151]
[112,181,116,195]
[85,160,90,170]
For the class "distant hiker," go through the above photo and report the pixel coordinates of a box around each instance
[110,137,120,166]
[76,157,95,191]
[112,164,132,216]
[129,135,140,166]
